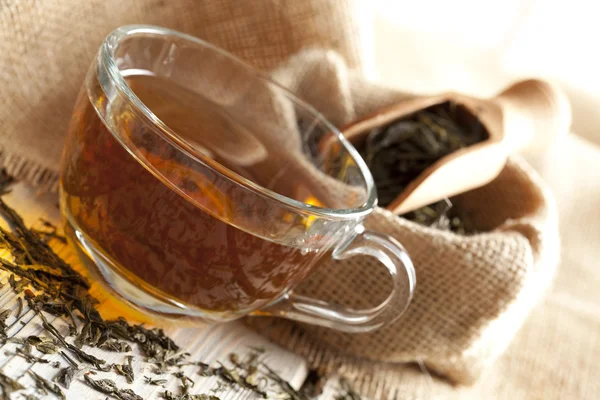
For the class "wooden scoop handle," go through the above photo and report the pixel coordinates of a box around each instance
[338,78,571,216]
[493,79,571,154]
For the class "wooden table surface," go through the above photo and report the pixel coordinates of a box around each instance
[0,183,314,399]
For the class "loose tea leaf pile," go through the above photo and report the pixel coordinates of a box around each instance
[356,101,488,233]
[0,171,362,399]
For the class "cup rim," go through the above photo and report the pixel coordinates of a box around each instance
[100,24,377,220]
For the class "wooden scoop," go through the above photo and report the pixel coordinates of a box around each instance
[341,79,571,215]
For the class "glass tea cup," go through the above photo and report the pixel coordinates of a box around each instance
[60,25,415,332]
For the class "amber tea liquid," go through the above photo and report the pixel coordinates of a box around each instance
[60,74,332,314]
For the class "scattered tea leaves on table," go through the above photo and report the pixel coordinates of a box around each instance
[144,376,167,387]
[195,362,212,377]
[53,366,78,389]
[101,340,132,353]
[0,372,24,398]
[14,346,50,364]
[262,362,309,400]
[60,350,79,367]
[173,371,194,394]
[32,218,67,245]
[84,375,118,394]
[15,296,24,320]
[0,309,10,338]
[29,370,66,399]
[38,312,106,370]
[115,356,135,384]
[162,391,220,400]
[214,362,267,398]
[27,335,60,354]
[84,375,143,400]
[9,274,28,292]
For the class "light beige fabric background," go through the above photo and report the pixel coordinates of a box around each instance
[368,1,600,148]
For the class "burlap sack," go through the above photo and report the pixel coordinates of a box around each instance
[0,0,367,189]
[245,50,560,390]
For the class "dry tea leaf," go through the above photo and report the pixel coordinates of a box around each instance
[27,335,60,354]
[161,391,220,400]
[101,340,132,353]
[29,371,66,400]
[144,376,167,387]
[53,366,78,389]
[114,356,135,384]
[84,375,143,400]
[0,372,24,398]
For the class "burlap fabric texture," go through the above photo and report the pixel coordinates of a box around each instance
[245,50,560,388]
[0,0,366,189]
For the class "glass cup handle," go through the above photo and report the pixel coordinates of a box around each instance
[256,226,416,333]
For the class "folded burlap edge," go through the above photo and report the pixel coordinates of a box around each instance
[422,156,560,383]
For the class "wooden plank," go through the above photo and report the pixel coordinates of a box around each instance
[0,182,309,399]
